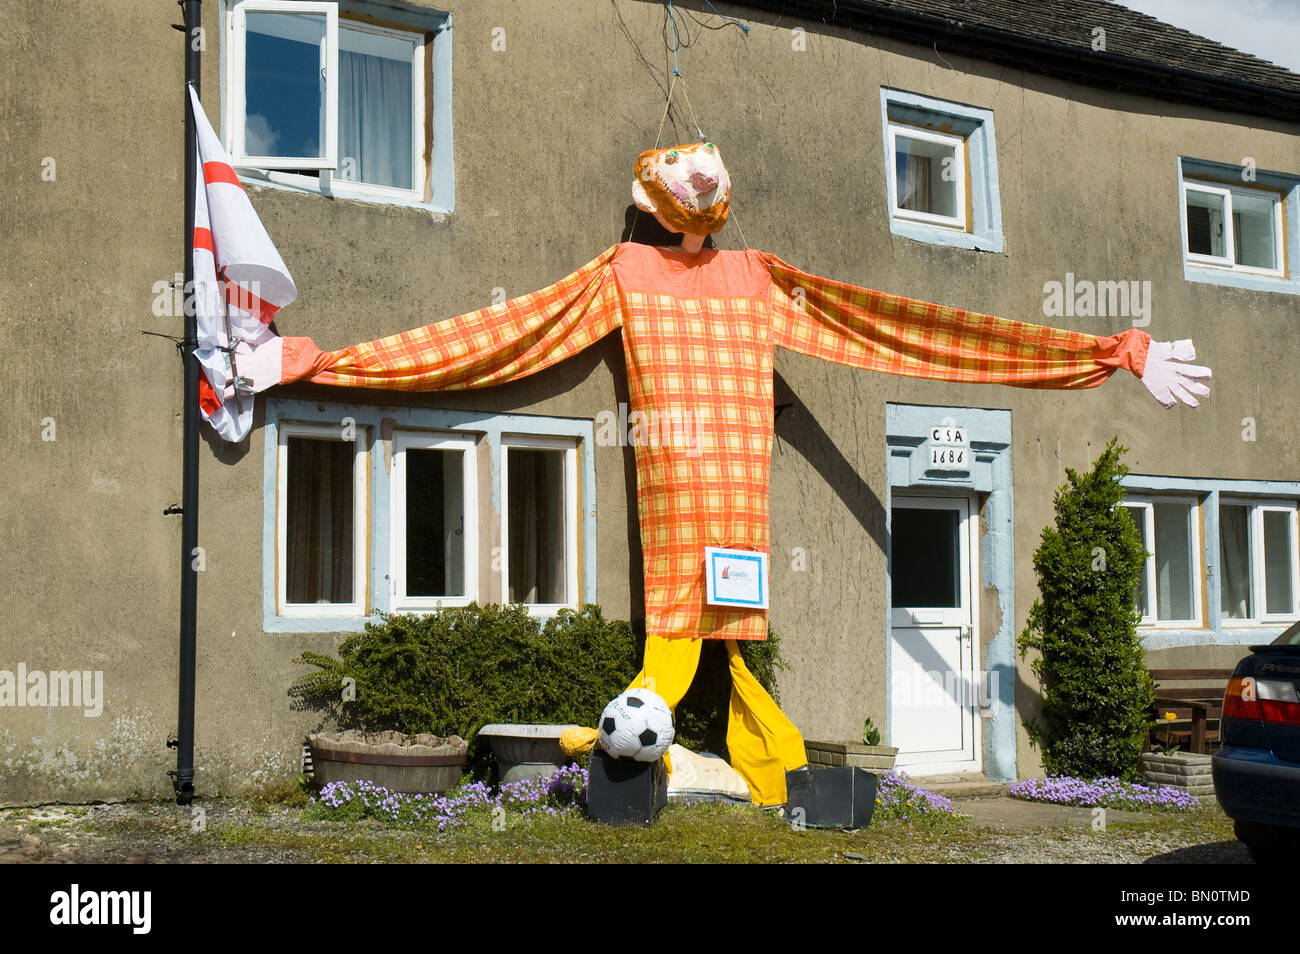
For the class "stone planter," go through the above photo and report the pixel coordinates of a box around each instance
[805,740,899,775]
[1139,751,1214,797]
[478,723,578,783]
[308,730,468,794]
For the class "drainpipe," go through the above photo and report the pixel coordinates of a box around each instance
[170,0,202,806]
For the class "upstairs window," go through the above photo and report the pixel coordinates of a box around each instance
[1178,158,1299,295]
[879,89,1002,252]
[1183,180,1284,277]
[888,125,966,231]
[228,1,338,171]
[225,0,450,208]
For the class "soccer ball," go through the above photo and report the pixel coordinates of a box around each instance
[597,688,675,762]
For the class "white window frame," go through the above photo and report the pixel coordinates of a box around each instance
[1218,498,1300,624]
[1124,496,1203,628]
[1182,179,1285,278]
[390,431,477,611]
[225,1,430,203]
[227,0,339,171]
[887,123,967,232]
[329,19,426,203]
[500,435,580,617]
[276,421,368,618]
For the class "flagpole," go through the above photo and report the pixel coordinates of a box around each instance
[171,0,202,806]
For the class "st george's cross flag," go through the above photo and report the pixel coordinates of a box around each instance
[188,84,297,441]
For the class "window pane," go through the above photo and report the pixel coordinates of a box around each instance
[1232,191,1278,270]
[1123,506,1150,617]
[507,449,567,604]
[285,437,354,603]
[244,12,327,159]
[339,27,415,189]
[894,134,959,219]
[1185,190,1226,258]
[890,507,960,608]
[404,449,465,597]
[1154,502,1195,620]
[1219,504,1252,619]
[1263,510,1294,615]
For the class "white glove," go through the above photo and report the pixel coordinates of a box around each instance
[1141,339,1211,408]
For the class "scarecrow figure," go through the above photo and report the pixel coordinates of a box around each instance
[278,143,1210,806]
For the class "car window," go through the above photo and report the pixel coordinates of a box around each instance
[1272,619,1300,645]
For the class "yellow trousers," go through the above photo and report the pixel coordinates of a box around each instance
[628,636,808,807]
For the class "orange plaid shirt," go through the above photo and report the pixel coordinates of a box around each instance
[285,243,1150,641]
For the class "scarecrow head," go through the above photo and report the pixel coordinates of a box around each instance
[632,142,731,239]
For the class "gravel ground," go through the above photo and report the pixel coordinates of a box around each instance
[0,796,1248,864]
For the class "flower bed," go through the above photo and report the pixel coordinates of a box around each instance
[306,762,588,830]
[305,763,961,829]
[873,771,960,822]
[1009,775,1199,811]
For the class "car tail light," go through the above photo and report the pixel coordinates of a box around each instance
[1224,676,1262,720]
[1258,678,1300,726]
[1223,676,1300,725]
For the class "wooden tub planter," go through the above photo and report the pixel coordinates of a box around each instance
[308,730,468,794]
[477,723,579,784]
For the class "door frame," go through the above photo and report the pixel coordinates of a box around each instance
[884,403,1014,782]
[888,491,982,774]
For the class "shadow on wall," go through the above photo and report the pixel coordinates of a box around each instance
[772,369,887,555]
[621,204,716,249]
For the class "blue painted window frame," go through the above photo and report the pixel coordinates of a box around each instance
[1121,475,1300,649]
[879,88,1004,253]
[1177,157,1300,296]
[219,0,455,214]
[262,398,597,633]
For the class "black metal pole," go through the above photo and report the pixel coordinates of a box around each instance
[172,0,202,806]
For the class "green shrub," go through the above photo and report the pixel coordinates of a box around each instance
[1016,438,1154,780]
[291,602,787,771]
[290,603,640,771]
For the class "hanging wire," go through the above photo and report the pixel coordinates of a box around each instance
[702,0,749,32]
[630,0,751,249]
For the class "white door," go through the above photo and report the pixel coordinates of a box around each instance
[888,495,980,773]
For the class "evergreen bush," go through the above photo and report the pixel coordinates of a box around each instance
[290,603,640,771]
[1016,438,1154,780]
[290,602,786,772]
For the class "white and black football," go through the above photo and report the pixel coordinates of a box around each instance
[597,688,675,762]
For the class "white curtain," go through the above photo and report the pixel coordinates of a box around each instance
[339,49,412,190]
[1219,505,1252,619]
[897,153,932,213]
[508,451,566,604]
[286,438,353,604]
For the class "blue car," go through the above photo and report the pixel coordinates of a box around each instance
[1213,620,1300,862]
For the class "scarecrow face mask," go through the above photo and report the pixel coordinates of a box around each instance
[632,142,731,236]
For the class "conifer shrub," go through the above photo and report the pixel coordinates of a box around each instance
[1016,438,1154,780]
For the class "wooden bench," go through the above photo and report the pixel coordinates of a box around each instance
[1146,669,1233,755]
